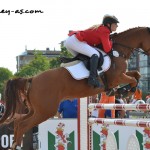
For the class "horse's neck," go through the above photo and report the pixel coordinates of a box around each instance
[118,30,140,44]
[114,28,144,58]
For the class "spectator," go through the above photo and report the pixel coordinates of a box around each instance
[132,87,142,104]
[124,96,132,118]
[0,103,4,118]
[146,92,150,103]
[146,95,150,100]
[91,94,99,118]
[0,93,5,118]
[56,98,78,118]
[115,96,126,118]
[98,92,115,118]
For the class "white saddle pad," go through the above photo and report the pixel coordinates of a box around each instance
[62,52,111,80]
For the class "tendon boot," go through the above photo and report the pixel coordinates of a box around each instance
[88,54,101,88]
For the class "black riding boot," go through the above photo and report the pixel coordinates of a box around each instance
[88,54,101,88]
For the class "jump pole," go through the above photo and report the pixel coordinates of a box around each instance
[79,97,150,150]
[88,103,150,111]
[89,118,150,127]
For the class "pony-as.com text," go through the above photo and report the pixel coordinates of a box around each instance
[0,9,44,15]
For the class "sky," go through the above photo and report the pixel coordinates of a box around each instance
[0,0,149,73]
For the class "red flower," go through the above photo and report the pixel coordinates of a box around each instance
[101,143,106,150]
[101,129,108,136]
[143,128,150,138]
[144,142,150,149]
[57,145,65,150]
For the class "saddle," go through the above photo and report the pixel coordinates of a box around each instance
[60,52,104,71]
[60,51,110,91]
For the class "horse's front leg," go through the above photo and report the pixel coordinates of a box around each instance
[126,70,141,85]
[119,72,138,87]
[115,71,141,98]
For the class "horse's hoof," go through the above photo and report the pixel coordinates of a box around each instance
[11,141,17,150]
[15,146,22,150]
[10,146,22,150]
[11,141,22,149]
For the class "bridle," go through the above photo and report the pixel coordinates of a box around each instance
[113,42,150,56]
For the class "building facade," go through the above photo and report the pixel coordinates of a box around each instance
[128,51,150,92]
[16,48,61,71]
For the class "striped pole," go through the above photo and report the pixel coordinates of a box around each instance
[88,103,150,111]
[89,118,150,127]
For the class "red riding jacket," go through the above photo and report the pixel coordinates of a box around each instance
[68,25,112,53]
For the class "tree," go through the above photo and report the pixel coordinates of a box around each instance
[0,67,13,99]
[49,46,73,69]
[60,46,72,58]
[15,51,50,77]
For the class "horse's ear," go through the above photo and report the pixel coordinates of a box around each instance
[147,27,150,33]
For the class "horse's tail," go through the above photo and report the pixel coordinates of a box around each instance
[0,77,29,124]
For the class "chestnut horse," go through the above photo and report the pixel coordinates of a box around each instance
[1,27,150,149]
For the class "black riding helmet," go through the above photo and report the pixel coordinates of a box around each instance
[102,14,119,25]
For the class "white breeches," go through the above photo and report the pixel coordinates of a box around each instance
[64,34,100,57]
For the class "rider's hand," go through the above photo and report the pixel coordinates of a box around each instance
[107,49,113,56]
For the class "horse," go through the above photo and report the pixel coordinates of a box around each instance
[1,27,150,149]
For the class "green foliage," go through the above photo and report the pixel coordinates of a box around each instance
[60,46,72,57]
[49,57,61,69]
[15,51,50,77]
[0,67,13,99]
[15,47,73,76]
[49,46,73,69]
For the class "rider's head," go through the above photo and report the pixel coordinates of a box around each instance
[102,14,119,32]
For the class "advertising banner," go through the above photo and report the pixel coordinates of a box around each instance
[92,123,149,150]
[38,119,78,150]
[0,123,14,150]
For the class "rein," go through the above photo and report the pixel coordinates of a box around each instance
[114,42,134,51]
[113,42,149,57]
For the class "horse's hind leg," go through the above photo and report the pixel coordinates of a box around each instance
[14,112,49,149]
[12,110,34,149]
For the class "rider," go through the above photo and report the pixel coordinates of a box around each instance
[64,14,119,88]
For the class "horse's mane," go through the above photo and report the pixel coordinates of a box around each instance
[111,27,148,39]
